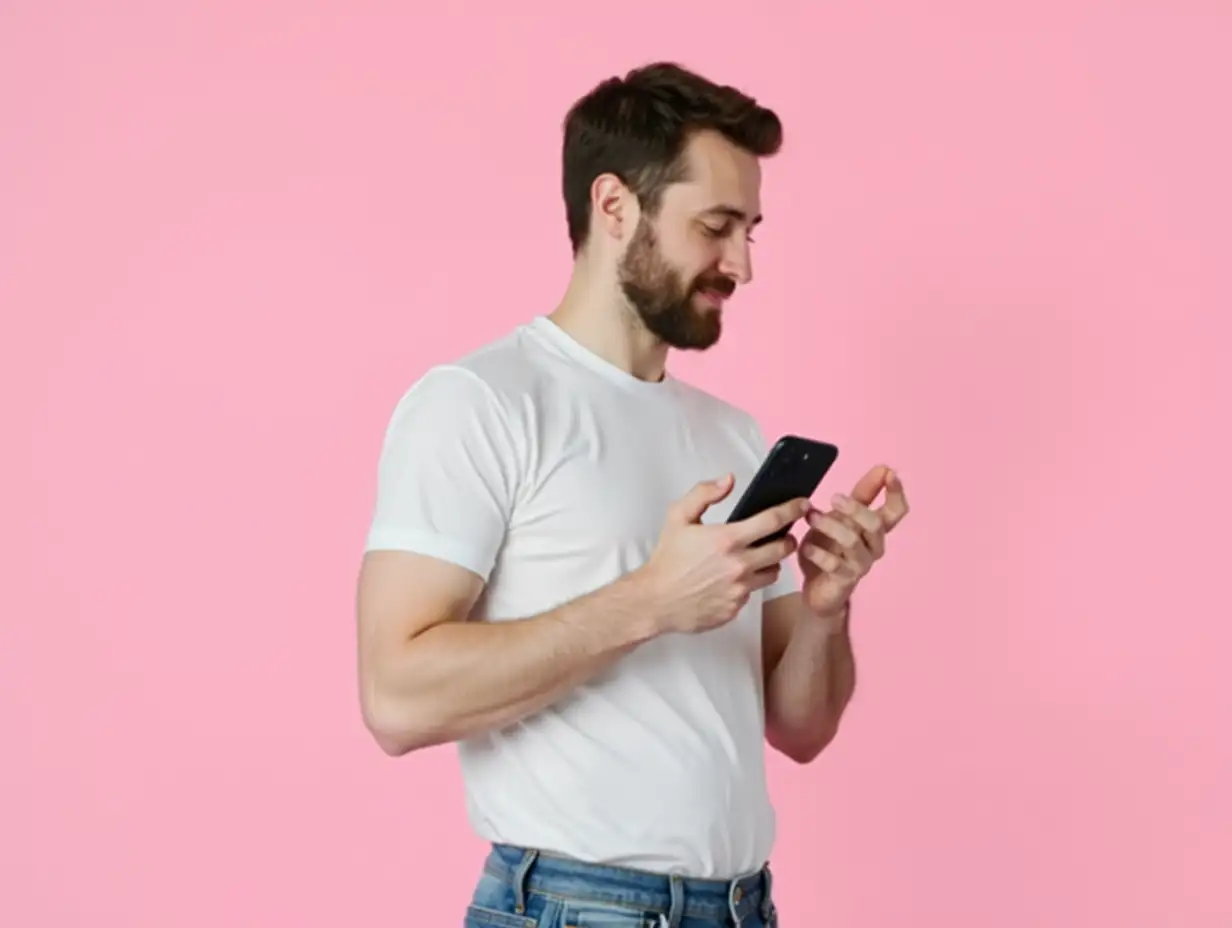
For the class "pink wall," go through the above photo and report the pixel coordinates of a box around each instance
[5,3,1230,925]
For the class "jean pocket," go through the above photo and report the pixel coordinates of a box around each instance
[561,900,657,928]
[464,903,538,928]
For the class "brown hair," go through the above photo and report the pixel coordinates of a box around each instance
[561,62,783,255]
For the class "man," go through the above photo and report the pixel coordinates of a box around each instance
[357,62,909,928]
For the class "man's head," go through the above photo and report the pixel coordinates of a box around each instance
[561,63,782,350]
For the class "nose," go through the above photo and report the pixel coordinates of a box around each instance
[718,237,753,286]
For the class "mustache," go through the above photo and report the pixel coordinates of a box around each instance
[694,276,736,298]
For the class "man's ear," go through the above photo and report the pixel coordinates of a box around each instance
[590,173,640,245]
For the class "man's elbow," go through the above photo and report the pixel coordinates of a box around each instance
[360,690,446,757]
[370,728,416,757]
[769,721,840,765]
[782,739,829,765]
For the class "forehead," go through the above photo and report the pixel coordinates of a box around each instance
[668,129,763,216]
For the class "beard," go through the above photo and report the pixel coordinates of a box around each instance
[617,221,734,351]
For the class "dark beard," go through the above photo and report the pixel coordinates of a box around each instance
[617,221,731,350]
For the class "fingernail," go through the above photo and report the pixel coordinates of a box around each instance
[832,493,849,509]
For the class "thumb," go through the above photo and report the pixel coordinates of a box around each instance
[670,473,735,524]
[850,464,891,507]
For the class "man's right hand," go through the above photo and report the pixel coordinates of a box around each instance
[636,474,810,635]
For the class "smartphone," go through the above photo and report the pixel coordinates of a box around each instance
[726,435,840,544]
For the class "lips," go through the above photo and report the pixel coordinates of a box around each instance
[696,280,735,307]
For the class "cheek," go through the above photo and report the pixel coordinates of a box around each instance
[677,238,723,278]
[654,223,721,280]
[655,217,700,253]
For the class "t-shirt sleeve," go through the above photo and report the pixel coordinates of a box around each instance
[363,366,520,581]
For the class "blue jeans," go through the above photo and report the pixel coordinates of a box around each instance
[464,844,779,927]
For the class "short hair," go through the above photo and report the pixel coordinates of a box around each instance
[561,61,783,255]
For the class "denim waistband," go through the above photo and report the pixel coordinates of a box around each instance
[483,843,774,926]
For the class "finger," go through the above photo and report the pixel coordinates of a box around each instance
[877,469,910,531]
[805,511,861,550]
[731,497,811,547]
[743,534,798,572]
[830,494,881,537]
[806,531,845,559]
[748,564,783,591]
[799,540,844,574]
[670,474,734,524]
[806,515,876,574]
[850,465,891,508]
[829,495,885,559]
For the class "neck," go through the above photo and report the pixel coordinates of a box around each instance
[548,254,669,383]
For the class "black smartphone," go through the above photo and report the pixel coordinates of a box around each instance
[726,435,840,544]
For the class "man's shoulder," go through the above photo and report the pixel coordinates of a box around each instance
[402,322,549,410]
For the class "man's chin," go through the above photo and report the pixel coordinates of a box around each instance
[636,301,722,350]
[667,320,722,351]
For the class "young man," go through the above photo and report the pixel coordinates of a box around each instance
[357,62,909,928]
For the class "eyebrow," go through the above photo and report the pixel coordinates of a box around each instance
[701,205,763,227]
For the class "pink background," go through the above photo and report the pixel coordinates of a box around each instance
[5,2,1230,926]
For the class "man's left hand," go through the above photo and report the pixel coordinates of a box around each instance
[797,465,910,624]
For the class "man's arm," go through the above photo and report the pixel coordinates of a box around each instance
[760,465,908,763]
[358,481,805,757]
[761,591,856,764]
[358,364,636,756]
[357,550,663,755]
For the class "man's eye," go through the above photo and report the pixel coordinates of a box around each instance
[703,224,728,238]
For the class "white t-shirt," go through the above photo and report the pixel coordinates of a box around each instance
[364,316,798,878]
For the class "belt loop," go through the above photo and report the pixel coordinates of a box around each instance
[759,863,774,921]
[512,848,539,914]
[726,877,744,927]
[666,874,685,927]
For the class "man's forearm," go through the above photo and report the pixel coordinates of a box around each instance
[364,572,662,754]
[764,605,857,763]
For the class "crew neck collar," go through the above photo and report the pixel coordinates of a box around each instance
[528,316,675,395]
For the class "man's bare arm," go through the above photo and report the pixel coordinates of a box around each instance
[761,592,857,763]
[356,550,664,756]
[357,480,806,756]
